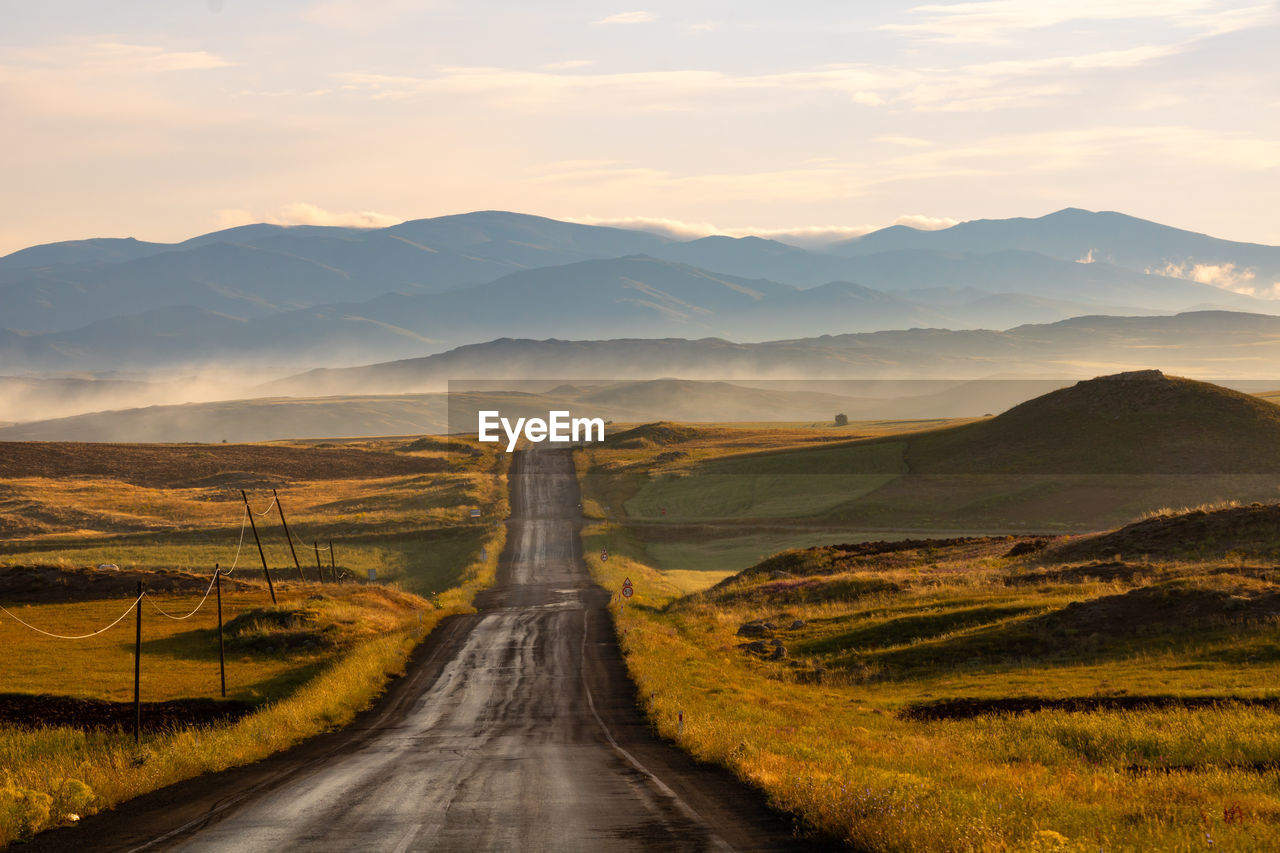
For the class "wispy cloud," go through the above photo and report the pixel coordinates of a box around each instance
[333,40,1190,115]
[1149,259,1278,296]
[894,214,960,230]
[89,42,234,72]
[593,11,654,25]
[886,0,1274,44]
[217,203,403,229]
[566,215,880,244]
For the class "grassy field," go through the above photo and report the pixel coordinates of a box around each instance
[579,376,1280,571]
[0,437,507,595]
[0,437,507,846]
[582,513,1280,852]
[576,394,1280,851]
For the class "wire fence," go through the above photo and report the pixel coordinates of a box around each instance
[0,492,338,640]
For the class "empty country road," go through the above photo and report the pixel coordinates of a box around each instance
[33,448,819,852]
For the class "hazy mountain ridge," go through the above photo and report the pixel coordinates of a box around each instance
[264,310,1280,397]
[834,208,1280,288]
[3,209,1278,367]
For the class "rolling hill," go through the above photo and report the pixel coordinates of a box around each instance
[904,370,1280,474]
[614,370,1280,531]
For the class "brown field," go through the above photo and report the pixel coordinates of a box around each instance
[0,440,443,486]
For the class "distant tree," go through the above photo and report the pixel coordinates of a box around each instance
[834,413,848,426]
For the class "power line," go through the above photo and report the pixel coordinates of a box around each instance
[0,594,143,640]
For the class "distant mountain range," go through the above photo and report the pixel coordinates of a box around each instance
[265,310,1280,397]
[2,209,1278,371]
[8,311,1280,440]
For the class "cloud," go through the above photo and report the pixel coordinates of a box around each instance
[594,11,655,25]
[893,214,960,230]
[216,203,403,230]
[1150,259,1273,296]
[569,216,721,240]
[566,215,951,245]
[334,39,1195,116]
[885,0,1274,44]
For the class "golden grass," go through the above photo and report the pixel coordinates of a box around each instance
[577,428,1280,852]
[0,440,509,595]
[0,438,509,845]
[586,535,1280,851]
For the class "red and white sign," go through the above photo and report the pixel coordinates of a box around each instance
[621,585,634,598]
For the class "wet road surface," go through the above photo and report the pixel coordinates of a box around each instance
[31,448,819,852]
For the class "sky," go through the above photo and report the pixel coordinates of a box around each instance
[1,0,1278,254]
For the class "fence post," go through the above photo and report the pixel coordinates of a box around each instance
[134,581,143,745]
[329,540,337,583]
[274,489,305,582]
[314,542,325,584]
[215,564,226,698]
[242,490,277,605]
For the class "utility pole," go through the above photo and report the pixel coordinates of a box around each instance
[215,564,226,698]
[275,489,305,582]
[242,490,276,604]
[134,581,143,745]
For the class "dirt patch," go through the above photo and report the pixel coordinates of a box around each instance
[0,565,258,604]
[0,693,254,732]
[0,442,443,488]
[901,695,1280,721]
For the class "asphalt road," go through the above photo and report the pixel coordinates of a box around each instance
[32,448,821,852]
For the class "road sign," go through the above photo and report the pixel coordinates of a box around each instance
[621,586,634,598]
[622,577,632,588]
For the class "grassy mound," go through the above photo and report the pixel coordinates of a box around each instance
[1048,501,1280,561]
[605,422,704,449]
[906,371,1280,474]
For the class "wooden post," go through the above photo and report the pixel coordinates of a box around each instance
[134,580,142,745]
[314,542,324,584]
[215,564,226,698]
[329,540,337,583]
[274,489,305,582]
[242,490,276,604]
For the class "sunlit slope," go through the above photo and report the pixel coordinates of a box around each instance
[905,370,1280,474]
[621,371,1280,529]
